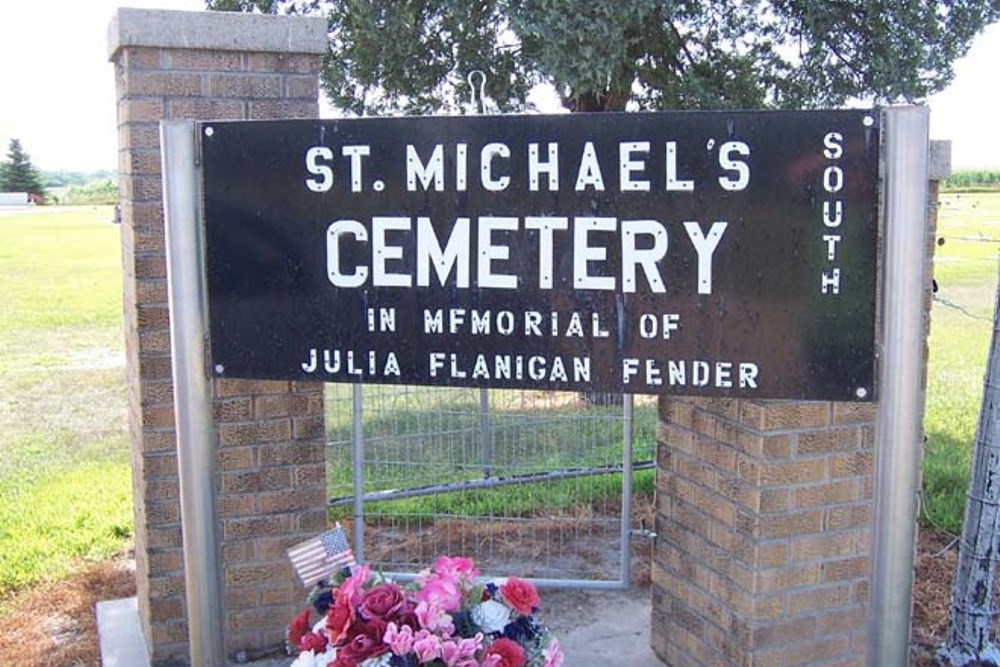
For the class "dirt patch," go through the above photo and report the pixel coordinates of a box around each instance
[0,554,135,667]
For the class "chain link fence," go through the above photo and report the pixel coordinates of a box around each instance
[325,385,656,586]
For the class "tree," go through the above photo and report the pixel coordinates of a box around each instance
[0,139,45,196]
[208,0,999,115]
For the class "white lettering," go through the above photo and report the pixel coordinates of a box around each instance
[305,146,334,192]
[621,219,667,293]
[718,141,750,191]
[623,358,640,384]
[481,143,511,191]
[575,142,605,191]
[666,142,693,191]
[424,310,443,334]
[372,217,411,287]
[455,143,468,191]
[342,145,369,192]
[471,310,490,335]
[821,268,841,295]
[326,220,368,288]
[478,217,518,289]
[525,216,569,289]
[416,217,470,287]
[620,141,650,191]
[574,217,616,290]
[822,234,842,261]
[683,221,728,295]
[407,144,444,191]
[739,363,759,388]
[823,166,844,193]
[528,142,559,191]
[823,132,844,160]
[823,201,843,227]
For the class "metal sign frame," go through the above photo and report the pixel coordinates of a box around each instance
[160,107,930,667]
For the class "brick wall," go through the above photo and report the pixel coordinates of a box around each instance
[109,9,329,663]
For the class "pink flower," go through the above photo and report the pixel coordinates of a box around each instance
[434,556,480,587]
[415,600,455,636]
[418,573,462,611]
[542,638,564,667]
[440,633,484,667]
[499,577,539,616]
[338,565,370,607]
[384,622,415,655]
[413,630,442,663]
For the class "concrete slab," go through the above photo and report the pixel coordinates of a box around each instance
[542,587,662,667]
[100,587,662,667]
[96,597,150,667]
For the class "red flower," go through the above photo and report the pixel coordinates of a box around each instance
[500,577,540,616]
[298,631,328,653]
[484,637,526,667]
[359,583,406,621]
[327,588,356,645]
[287,608,311,647]
[337,618,389,665]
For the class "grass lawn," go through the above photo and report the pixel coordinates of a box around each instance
[921,192,1000,532]
[0,207,133,597]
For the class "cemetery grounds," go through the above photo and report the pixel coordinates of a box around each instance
[0,193,998,665]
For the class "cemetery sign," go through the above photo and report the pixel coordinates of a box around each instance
[201,110,879,400]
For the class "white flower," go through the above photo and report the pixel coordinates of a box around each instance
[360,655,393,667]
[471,599,511,633]
[289,646,336,667]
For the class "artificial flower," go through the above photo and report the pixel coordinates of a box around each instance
[284,556,558,667]
[499,578,539,616]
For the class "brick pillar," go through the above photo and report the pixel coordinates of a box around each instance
[108,9,329,664]
[652,399,875,666]
[651,143,948,666]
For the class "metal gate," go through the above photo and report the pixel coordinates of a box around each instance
[325,385,656,588]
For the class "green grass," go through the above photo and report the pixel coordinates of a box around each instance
[0,207,133,597]
[921,192,1000,532]
[324,385,657,522]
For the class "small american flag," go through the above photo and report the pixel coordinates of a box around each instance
[286,525,356,587]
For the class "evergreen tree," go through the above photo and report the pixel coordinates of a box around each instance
[0,139,45,196]
[208,0,999,115]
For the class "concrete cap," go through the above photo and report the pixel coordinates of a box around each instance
[108,7,328,60]
[929,140,952,180]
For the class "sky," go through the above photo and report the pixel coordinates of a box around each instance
[0,1,998,173]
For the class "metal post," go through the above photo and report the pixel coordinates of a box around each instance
[620,394,634,588]
[869,106,930,667]
[161,120,226,667]
[352,384,365,562]
[480,388,492,477]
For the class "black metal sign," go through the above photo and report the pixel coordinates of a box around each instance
[201,110,879,400]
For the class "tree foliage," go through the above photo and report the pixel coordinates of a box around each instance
[208,0,999,114]
[0,139,45,195]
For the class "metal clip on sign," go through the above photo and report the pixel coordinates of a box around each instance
[467,69,495,115]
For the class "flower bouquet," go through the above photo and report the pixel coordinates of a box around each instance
[285,556,563,667]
